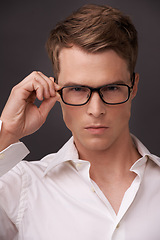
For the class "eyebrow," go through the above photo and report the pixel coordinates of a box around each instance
[63,82,82,87]
[62,79,129,87]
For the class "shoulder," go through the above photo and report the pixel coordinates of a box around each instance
[15,153,57,178]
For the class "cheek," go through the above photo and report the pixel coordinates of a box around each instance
[122,103,132,123]
[60,104,81,131]
[111,102,131,126]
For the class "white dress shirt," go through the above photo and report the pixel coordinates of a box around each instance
[0,134,160,240]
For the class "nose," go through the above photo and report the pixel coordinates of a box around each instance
[86,92,106,117]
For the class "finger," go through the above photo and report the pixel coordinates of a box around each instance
[37,72,56,97]
[22,76,50,100]
[49,77,62,91]
[33,73,51,99]
[19,71,51,99]
[54,82,62,91]
[16,72,58,102]
[28,80,44,101]
[49,77,62,94]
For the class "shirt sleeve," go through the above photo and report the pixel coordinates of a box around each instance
[0,121,30,238]
[0,120,30,177]
[0,161,30,239]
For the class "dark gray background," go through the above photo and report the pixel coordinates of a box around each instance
[1,0,160,160]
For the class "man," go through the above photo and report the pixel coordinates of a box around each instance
[0,4,160,240]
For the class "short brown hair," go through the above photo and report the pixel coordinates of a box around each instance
[46,4,138,80]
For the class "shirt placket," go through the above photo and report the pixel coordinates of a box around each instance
[111,175,141,240]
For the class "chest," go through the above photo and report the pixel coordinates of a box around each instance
[18,165,160,240]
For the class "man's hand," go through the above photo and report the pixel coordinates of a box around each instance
[0,71,61,151]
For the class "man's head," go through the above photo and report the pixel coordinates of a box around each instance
[46,4,138,81]
[46,4,139,156]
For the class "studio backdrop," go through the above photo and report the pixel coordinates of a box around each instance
[1,0,160,160]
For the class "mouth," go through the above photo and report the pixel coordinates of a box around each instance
[85,125,108,134]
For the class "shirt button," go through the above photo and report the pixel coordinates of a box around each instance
[0,153,4,159]
[91,186,95,192]
[76,163,82,169]
[116,223,120,229]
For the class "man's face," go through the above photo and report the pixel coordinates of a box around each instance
[58,46,138,156]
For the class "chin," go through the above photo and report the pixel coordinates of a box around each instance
[89,142,111,152]
[80,136,112,152]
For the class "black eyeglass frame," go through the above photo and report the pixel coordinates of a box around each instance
[56,73,135,106]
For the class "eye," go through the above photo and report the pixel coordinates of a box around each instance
[102,85,120,92]
[67,86,89,93]
[70,87,84,92]
[109,86,119,91]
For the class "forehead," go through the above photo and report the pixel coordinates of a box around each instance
[58,46,130,86]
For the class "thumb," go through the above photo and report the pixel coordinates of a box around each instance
[49,77,61,91]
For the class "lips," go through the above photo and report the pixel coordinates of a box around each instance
[85,125,108,134]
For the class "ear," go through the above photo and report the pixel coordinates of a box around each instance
[131,73,139,100]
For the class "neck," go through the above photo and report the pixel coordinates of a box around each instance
[75,132,141,182]
[74,131,141,215]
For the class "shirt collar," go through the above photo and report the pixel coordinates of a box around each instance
[129,135,160,179]
[43,135,160,177]
[43,137,79,176]
[131,134,160,167]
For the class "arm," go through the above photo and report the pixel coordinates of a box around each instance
[0,71,61,238]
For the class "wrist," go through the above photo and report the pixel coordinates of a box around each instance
[0,120,19,152]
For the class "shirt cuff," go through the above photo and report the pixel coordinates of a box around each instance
[0,120,30,177]
[0,142,30,177]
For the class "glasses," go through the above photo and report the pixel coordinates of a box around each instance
[57,74,135,106]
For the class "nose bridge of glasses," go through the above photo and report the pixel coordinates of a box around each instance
[88,86,104,103]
